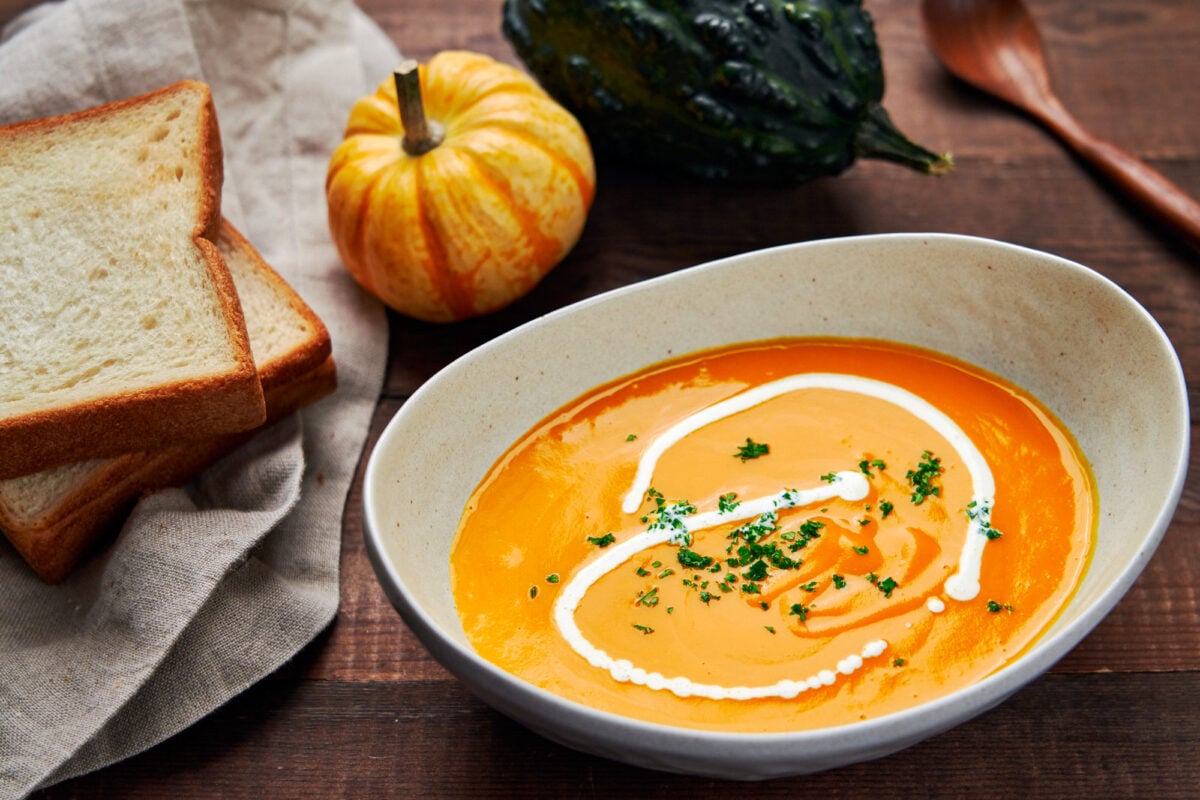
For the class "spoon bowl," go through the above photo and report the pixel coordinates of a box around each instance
[921,0,1200,249]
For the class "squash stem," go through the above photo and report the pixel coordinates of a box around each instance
[395,60,445,156]
[855,104,953,175]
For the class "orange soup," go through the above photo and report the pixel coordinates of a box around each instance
[450,338,1095,732]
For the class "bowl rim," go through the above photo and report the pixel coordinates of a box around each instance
[362,232,1190,755]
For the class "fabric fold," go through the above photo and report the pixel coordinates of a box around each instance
[0,1,396,796]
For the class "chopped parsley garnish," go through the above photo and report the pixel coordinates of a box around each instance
[906,450,944,505]
[743,560,769,582]
[633,624,654,634]
[853,545,870,555]
[635,567,650,577]
[832,574,847,589]
[635,588,659,607]
[677,548,713,569]
[587,532,616,548]
[528,586,537,599]
[626,433,638,442]
[967,500,1004,539]
[893,658,906,667]
[734,438,770,461]
[799,519,824,539]
[789,603,811,621]
[718,492,740,513]
[800,581,818,592]
[875,576,899,598]
[859,458,887,476]
[546,574,560,584]
[765,626,776,634]
[644,489,698,545]
[788,519,825,552]
[879,500,895,519]
[820,472,838,483]
[987,600,1014,613]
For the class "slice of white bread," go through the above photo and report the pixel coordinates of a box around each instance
[0,220,336,583]
[0,80,265,479]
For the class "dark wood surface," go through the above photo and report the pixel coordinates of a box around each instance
[37,0,1200,797]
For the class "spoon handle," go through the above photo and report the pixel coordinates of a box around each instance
[1039,106,1200,250]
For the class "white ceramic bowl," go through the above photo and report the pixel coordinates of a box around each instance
[363,233,1189,780]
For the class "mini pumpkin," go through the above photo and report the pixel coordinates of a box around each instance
[326,50,596,323]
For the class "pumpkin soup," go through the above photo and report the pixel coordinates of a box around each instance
[450,338,1095,732]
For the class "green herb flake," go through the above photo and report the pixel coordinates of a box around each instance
[635,588,660,607]
[529,586,538,599]
[546,574,560,584]
[718,492,740,513]
[832,574,847,589]
[859,458,887,477]
[853,545,870,555]
[789,603,811,621]
[734,438,770,461]
[876,577,899,598]
[800,520,825,539]
[893,658,906,667]
[906,450,944,505]
[987,600,1014,613]
[880,500,895,519]
[635,567,650,577]
[820,472,838,484]
[765,626,776,634]
[626,433,638,442]
[801,581,818,592]
[587,532,616,548]
[677,548,714,569]
[633,624,654,634]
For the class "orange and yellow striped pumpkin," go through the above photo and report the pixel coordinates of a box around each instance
[326,50,596,323]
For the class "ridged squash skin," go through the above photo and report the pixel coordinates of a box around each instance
[502,0,949,183]
[326,51,596,323]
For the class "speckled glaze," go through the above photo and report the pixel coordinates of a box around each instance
[363,233,1189,780]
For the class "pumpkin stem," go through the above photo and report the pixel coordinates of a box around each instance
[395,60,445,156]
[854,104,953,176]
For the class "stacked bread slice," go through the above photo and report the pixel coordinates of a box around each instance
[0,81,337,582]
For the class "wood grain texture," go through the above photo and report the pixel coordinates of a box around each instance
[31,0,1200,796]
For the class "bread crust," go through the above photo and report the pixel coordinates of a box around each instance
[0,81,265,479]
[218,220,334,388]
[0,357,338,583]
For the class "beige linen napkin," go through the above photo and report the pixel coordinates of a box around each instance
[0,1,395,796]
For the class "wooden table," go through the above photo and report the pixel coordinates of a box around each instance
[35,0,1200,796]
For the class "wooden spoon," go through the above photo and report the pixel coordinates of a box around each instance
[921,0,1200,249]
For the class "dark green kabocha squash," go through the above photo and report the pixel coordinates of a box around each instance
[501,0,951,183]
